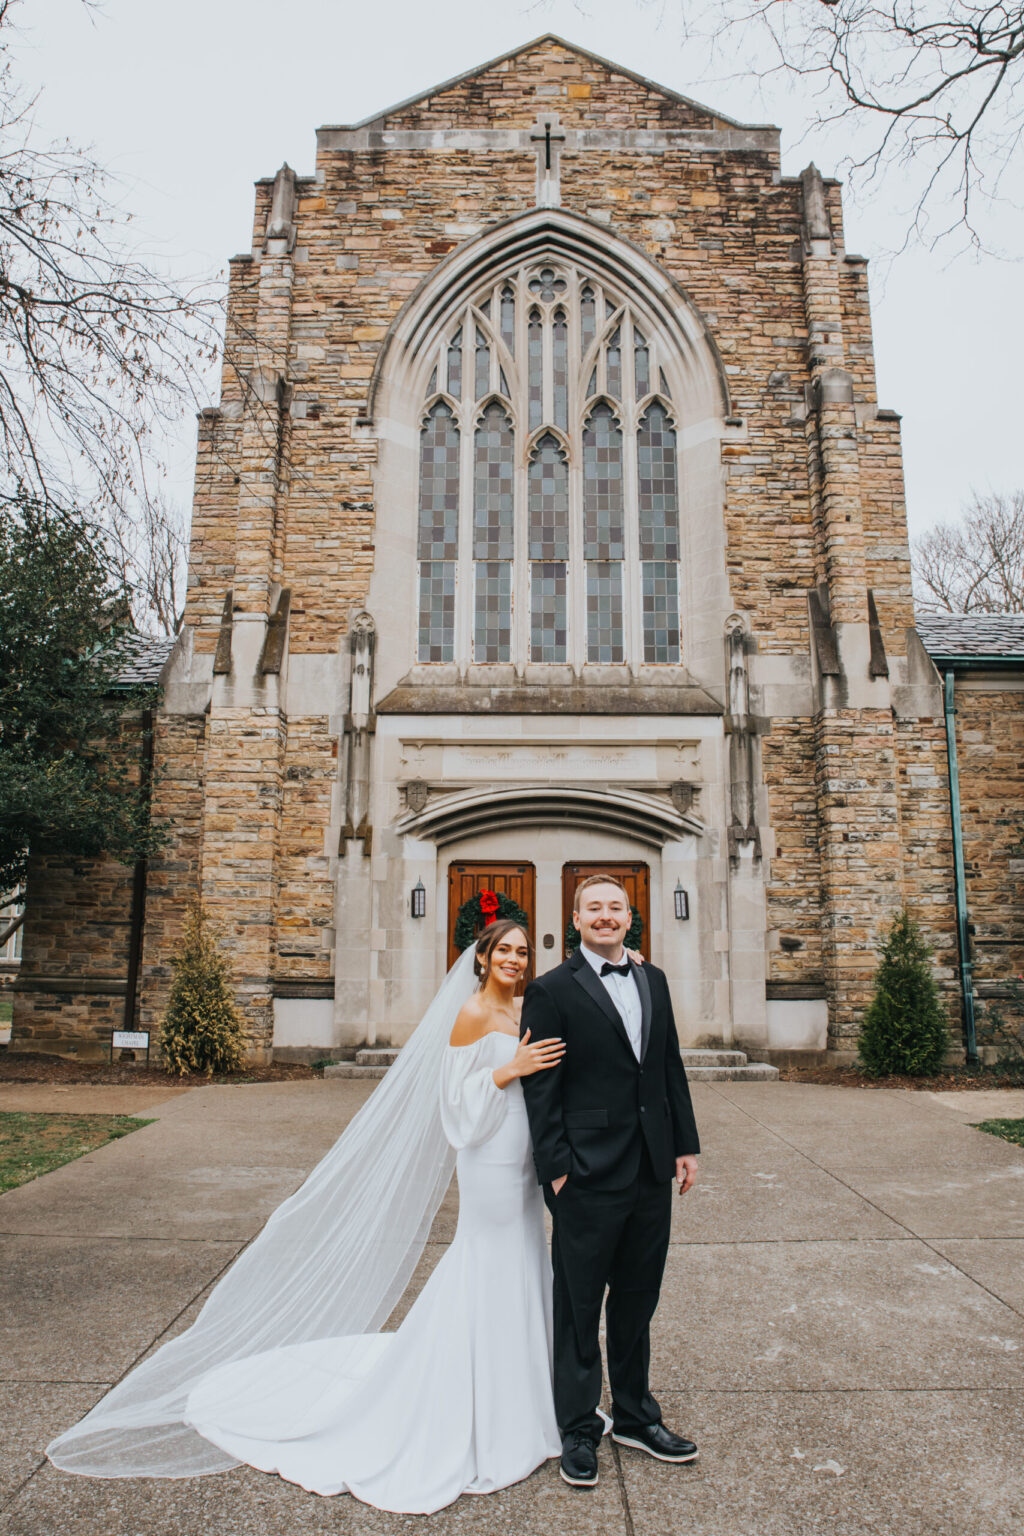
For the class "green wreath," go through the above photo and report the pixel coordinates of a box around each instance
[564,906,644,957]
[453,890,531,952]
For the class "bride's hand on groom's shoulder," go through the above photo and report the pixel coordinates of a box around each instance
[627,948,645,965]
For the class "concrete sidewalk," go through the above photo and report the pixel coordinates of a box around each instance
[1,1079,1022,1534]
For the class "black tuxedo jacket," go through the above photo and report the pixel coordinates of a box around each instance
[519,949,700,1191]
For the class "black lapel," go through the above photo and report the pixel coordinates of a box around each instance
[569,949,636,1063]
[632,958,652,1063]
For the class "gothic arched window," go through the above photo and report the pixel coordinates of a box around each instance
[415,263,682,668]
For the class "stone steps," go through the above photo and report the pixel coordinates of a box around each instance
[356,1048,399,1067]
[324,1045,777,1082]
[680,1049,778,1081]
[683,1062,779,1082]
[323,1062,389,1079]
[680,1050,747,1067]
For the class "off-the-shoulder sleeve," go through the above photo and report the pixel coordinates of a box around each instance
[439,1040,509,1149]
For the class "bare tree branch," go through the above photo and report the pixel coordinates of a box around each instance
[684,0,1024,246]
[0,0,220,522]
[105,493,190,636]
[913,489,1024,611]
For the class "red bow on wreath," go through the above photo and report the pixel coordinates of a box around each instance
[479,890,500,925]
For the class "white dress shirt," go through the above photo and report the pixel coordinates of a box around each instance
[579,942,643,1061]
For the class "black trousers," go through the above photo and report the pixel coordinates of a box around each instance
[543,1148,673,1440]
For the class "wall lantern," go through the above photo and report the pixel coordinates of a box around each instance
[673,882,690,921]
[410,880,426,919]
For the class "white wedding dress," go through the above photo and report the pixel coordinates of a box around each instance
[183,1031,561,1514]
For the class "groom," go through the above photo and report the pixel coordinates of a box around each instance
[520,874,700,1488]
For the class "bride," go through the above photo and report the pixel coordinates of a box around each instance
[47,919,570,1514]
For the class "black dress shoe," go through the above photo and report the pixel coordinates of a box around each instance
[560,1430,599,1486]
[612,1422,698,1463]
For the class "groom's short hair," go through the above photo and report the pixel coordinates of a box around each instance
[573,873,630,912]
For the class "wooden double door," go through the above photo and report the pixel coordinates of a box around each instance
[446,860,651,974]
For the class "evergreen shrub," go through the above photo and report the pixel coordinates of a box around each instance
[161,902,245,1076]
[858,910,949,1077]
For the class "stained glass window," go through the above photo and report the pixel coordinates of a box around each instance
[474,561,512,662]
[528,266,567,303]
[638,404,680,662]
[417,402,459,560]
[531,562,567,663]
[642,562,680,664]
[581,286,596,358]
[416,401,460,662]
[528,434,569,560]
[634,328,650,399]
[637,404,679,561]
[606,327,622,402]
[473,403,513,662]
[475,327,490,402]
[418,563,455,662]
[528,311,543,431]
[500,287,515,356]
[446,326,462,399]
[473,403,514,560]
[586,562,624,664]
[552,311,568,431]
[583,404,624,559]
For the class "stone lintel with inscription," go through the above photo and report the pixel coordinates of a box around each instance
[397,739,702,783]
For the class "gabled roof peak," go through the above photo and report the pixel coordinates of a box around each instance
[320,33,768,135]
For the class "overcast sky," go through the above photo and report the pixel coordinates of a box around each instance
[20,0,1024,538]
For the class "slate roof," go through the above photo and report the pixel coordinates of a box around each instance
[917,613,1024,663]
[110,633,175,687]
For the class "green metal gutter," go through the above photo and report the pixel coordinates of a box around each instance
[942,669,978,1064]
[928,654,1024,671]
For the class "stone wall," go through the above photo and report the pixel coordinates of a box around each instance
[12,707,169,1059]
[956,683,1024,1007]
[137,712,208,1041]
[12,851,135,1057]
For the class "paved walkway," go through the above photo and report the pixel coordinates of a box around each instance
[0,1084,192,1115]
[1,1079,1022,1535]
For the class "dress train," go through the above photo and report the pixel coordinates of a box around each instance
[185,1031,560,1514]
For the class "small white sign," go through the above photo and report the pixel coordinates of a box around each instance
[112,1031,150,1051]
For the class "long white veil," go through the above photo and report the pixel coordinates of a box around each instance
[47,944,480,1479]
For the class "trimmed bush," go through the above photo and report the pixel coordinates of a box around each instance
[160,902,245,1076]
[858,910,950,1077]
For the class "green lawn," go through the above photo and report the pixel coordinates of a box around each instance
[973,1118,1024,1148]
[0,1112,153,1194]
[0,995,12,1025]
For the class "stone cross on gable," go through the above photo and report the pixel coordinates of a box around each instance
[529,113,566,209]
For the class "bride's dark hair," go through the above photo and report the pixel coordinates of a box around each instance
[474,918,533,983]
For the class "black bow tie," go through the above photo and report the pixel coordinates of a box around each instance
[600,961,631,977]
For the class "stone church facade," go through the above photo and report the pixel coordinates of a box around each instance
[13,38,1024,1062]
